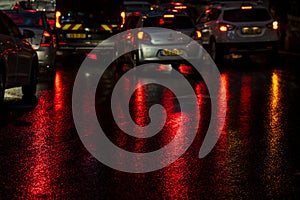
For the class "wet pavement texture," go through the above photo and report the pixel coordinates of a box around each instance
[0,54,300,199]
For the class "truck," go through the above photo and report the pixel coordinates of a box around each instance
[55,0,124,52]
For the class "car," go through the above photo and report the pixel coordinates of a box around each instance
[0,10,39,103]
[124,1,152,17]
[196,1,279,63]
[4,10,57,74]
[119,11,202,74]
[158,1,199,23]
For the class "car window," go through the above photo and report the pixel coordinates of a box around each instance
[5,12,44,28]
[143,16,194,29]
[223,8,271,22]
[0,12,21,37]
[125,4,151,13]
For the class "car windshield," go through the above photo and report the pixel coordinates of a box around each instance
[143,16,194,29]
[6,12,43,27]
[223,8,271,22]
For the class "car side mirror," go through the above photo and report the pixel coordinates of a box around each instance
[22,29,35,38]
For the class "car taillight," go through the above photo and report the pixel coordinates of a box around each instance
[40,31,52,47]
[192,30,202,40]
[56,11,61,28]
[121,11,126,28]
[219,23,235,32]
[267,21,279,30]
[137,31,151,41]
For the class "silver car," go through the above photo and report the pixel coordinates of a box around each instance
[120,11,202,74]
[4,10,57,73]
[196,1,279,63]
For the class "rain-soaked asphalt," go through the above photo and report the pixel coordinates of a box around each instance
[0,53,300,199]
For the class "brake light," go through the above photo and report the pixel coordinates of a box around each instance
[219,25,228,32]
[137,31,151,41]
[56,11,61,28]
[241,6,252,10]
[272,21,279,30]
[40,31,52,47]
[121,11,126,27]
[174,6,187,9]
[219,23,235,32]
[267,21,279,30]
[193,30,202,40]
[163,14,175,18]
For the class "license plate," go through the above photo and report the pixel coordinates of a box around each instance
[242,27,261,34]
[160,49,183,56]
[66,33,86,39]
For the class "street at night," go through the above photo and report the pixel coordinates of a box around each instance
[0,52,299,199]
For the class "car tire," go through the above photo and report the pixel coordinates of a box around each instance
[209,39,223,65]
[22,60,38,97]
[0,67,5,104]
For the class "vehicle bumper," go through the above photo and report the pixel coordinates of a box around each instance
[57,40,116,54]
[219,41,279,54]
[138,42,203,63]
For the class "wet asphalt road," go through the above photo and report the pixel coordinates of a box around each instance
[0,53,300,199]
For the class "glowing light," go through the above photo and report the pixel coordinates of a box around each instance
[163,14,175,18]
[241,6,252,9]
[272,21,279,30]
[55,11,61,28]
[219,25,228,32]
[121,11,126,26]
[194,30,202,39]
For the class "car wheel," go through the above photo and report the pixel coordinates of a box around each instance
[22,60,38,97]
[209,39,223,65]
[0,68,5,104]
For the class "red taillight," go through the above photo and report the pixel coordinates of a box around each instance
[193,30,202,40]
[137,31,151,41]
[40,31,52,47]
[219,23,235,32]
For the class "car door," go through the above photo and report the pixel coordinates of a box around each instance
[0,12,19,87]
[0,12,33,86]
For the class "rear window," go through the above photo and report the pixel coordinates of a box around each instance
[125,4,151,13]
[5,12,43,27]
[143,16,194,29]
[223,8,271,22]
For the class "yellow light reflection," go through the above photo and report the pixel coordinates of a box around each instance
[263,71,291,197]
